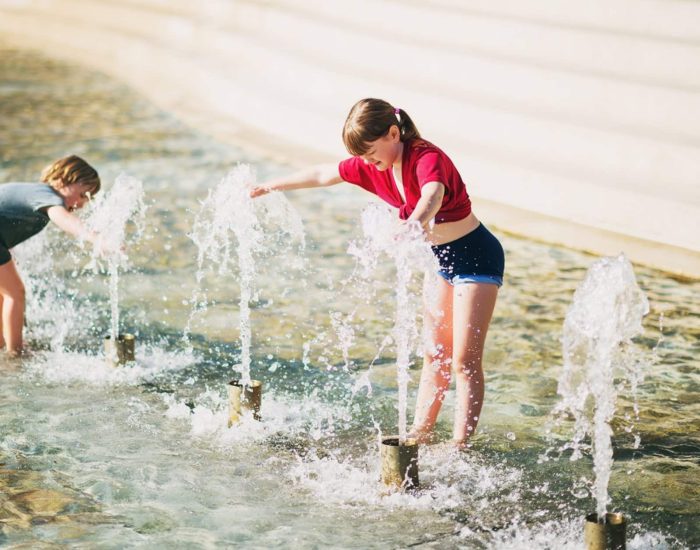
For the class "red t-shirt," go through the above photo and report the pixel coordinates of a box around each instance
[337,139,471,223]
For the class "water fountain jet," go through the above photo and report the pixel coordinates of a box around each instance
[349,204,438,490]
[84,174,146,366]
[553,254,648,549]
[189,164,304,426]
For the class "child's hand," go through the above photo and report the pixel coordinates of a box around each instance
[391,219,411,241]
[392,219,424,243]
[93,235,124,258]
[249,185,271,198]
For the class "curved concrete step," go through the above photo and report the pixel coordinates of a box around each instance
[0,0,698,276]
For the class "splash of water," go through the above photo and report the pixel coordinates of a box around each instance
[348,204,437,442]
[554,254,648,518]
[84,174,147,341]
[188,164,304,386]
[13,231,97,350]
[330,311,355,371]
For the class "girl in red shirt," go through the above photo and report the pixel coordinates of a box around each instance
[252,98,504,449]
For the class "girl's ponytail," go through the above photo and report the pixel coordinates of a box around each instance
[393,107,420,142]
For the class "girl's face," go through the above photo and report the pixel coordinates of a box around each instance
[360,125,402,171]
[59,182,94,211]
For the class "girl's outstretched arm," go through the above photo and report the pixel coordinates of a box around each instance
[46,205,100,247]
[250,163,343,197]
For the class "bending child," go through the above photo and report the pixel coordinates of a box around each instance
[251,98,505,448]
[0,155,105,356]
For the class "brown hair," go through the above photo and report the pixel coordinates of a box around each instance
[41,155,101,195]
[342,98,421,156]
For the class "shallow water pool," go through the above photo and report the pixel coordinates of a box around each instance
[0,44,698,548]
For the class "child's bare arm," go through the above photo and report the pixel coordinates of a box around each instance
[46,205,96,243]
[406,181,445,230]
[250,164,343,197]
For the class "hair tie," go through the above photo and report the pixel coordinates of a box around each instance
[394,107,401,123]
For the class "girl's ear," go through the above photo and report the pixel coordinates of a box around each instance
[389,124,401,142]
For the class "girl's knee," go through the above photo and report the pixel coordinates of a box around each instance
[453,359,483,380]
[427,359,452,379]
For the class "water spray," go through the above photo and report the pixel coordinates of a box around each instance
[349,204,437,490]
[189,164,304,425]
[553,254,648,548]
[84,174,146,366]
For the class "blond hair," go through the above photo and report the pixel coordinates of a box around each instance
[342,98,421,156]
[41,155,101,195]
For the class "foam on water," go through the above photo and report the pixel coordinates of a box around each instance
[464,519,681,550]
[161,387,352,448]
[288,443,526,514]
[23,345,197,386]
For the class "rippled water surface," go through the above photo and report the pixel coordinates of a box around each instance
[1,45,698,548]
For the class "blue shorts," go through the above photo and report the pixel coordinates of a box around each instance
[431,224,505,287]
[0,244,10,266]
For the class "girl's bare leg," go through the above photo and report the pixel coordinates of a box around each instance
[410,275,453,441]
[0,294,4,348]
[0,260,26,355]
[451,283,499,446]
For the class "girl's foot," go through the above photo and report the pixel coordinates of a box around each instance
[452,439,473,451]
[407,429,437,445]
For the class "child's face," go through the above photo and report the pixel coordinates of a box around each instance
[61,183,94,211]
[361,125,402,171]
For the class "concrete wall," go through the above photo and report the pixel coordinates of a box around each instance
[1,0,699,277]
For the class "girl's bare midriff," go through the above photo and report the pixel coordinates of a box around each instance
[426,211,481,246]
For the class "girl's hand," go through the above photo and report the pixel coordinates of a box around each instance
[393,219,422,240]
[392,219,409,241]
[249,185,271,198]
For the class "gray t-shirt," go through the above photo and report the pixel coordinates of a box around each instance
[0,182,65,251]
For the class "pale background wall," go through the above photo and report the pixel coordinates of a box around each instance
[1,0,699,276]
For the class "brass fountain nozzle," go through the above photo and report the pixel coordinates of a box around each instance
[228,379,262,426]
[380,436,419,490]
[584,512,626,550]
[104,333,135,366]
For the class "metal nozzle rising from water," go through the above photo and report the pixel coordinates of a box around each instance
[228,379,262,426]
[584,512,626,550]
[104,333,135,366]
[380,436,419,490]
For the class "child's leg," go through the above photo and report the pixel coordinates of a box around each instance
[0,260,26,355]
[0,295,4,348]
[411,274,454,441]
[451,283,499,446]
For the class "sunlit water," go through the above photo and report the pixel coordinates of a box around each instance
[0,45,698,548]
